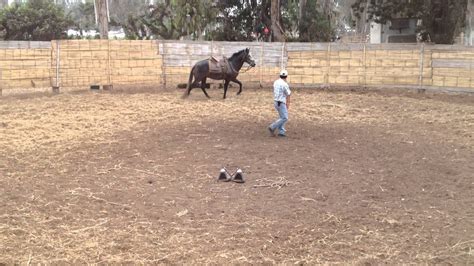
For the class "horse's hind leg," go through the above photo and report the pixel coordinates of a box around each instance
[185,79,196,97]
[201,77,210,98]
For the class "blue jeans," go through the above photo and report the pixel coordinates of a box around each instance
[269,101,288,135]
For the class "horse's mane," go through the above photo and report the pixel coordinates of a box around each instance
[229,49,247,60]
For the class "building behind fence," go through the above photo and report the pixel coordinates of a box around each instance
[0,40,473,94]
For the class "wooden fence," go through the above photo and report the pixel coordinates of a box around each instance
[0,40,473,95]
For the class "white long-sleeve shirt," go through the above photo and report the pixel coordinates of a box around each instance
[273,78,291,103]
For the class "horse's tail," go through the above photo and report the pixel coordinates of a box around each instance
[183,65,195,98]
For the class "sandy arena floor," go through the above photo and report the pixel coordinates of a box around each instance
[0,87,473,264]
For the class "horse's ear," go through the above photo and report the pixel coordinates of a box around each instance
[246,47,249,53]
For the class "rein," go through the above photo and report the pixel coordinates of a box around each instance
[240,65,254,73]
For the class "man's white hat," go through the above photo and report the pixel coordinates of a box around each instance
[280,69,288,77]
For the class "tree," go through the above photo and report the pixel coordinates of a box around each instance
[120,0,217,40]
[108,0,150,27]
[351,0,468,44]
[271,0,285,41]
[299,0,307,24]
[67,1,96,37]
[211,0,259,41]
[114,0,337,42]
[298,0,334,41]
[0,0,72,41]
[95,0,108,39]
[467,0,473,45]
[0,0,7,9]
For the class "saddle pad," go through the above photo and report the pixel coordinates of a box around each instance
[209,56,231,76]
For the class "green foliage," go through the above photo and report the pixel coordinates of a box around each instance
[121,14,149,40]
[0,0,72,41]
[281,0,299,40]
[298,0,334,42]
[121,0,218,40]
[351,0,468,44]
[106,0,338,42]
[66,1,96,37]
[210,0,260,41]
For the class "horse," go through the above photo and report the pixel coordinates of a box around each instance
[184,48,256,99]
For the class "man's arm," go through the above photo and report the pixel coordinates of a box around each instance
[286,94,291,110]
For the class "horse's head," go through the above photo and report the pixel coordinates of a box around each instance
[244,48,256,67]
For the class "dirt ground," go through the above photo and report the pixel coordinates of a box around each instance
[0,87,473,264]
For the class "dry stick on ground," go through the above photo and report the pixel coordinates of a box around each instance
[69,188,131,209]
[70,219,109,233]
[253,176,294,190]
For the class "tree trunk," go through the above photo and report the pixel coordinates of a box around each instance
[95,0,109,39]
[271,0,285,41]
[468,0,473,45]
[299,0,307,24]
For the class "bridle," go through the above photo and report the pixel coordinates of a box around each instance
[240,53,255,73]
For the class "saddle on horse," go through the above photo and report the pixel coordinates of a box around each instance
[208,56,236,78]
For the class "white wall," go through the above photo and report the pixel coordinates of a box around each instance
[370,19,418,44]
[369,22,382,44]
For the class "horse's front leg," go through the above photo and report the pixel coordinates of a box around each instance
[232,79,243,95]
[223,79,230,99]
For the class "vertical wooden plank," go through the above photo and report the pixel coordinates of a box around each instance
[470,50,473,88]
[0,68,2,96]
[326,43,331,85]
[103,39,113,90]
[260,41,264,86]
[162,41,167,89]
[53,40,60,93]
[418,44,425,91]
[363,43,367,88]
[107,39,111,85]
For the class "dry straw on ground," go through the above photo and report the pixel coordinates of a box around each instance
[0,87,473,264]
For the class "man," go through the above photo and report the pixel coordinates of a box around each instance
[268,69,291,137]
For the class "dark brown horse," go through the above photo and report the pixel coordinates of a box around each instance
[184,48,256,99]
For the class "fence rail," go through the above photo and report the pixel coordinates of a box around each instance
[0,40,473,95]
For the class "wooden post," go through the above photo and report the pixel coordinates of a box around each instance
[52,40,60,93]
[0,68,3,97]
[470,48,473,89]
[161,41,167,90]
[311,42,315,85]
[363,43,367,89]
[260,41,264,87]
[280,42,285,70]
[418,43,425,93]
[326,43,331,87]
[103,39,113,90]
